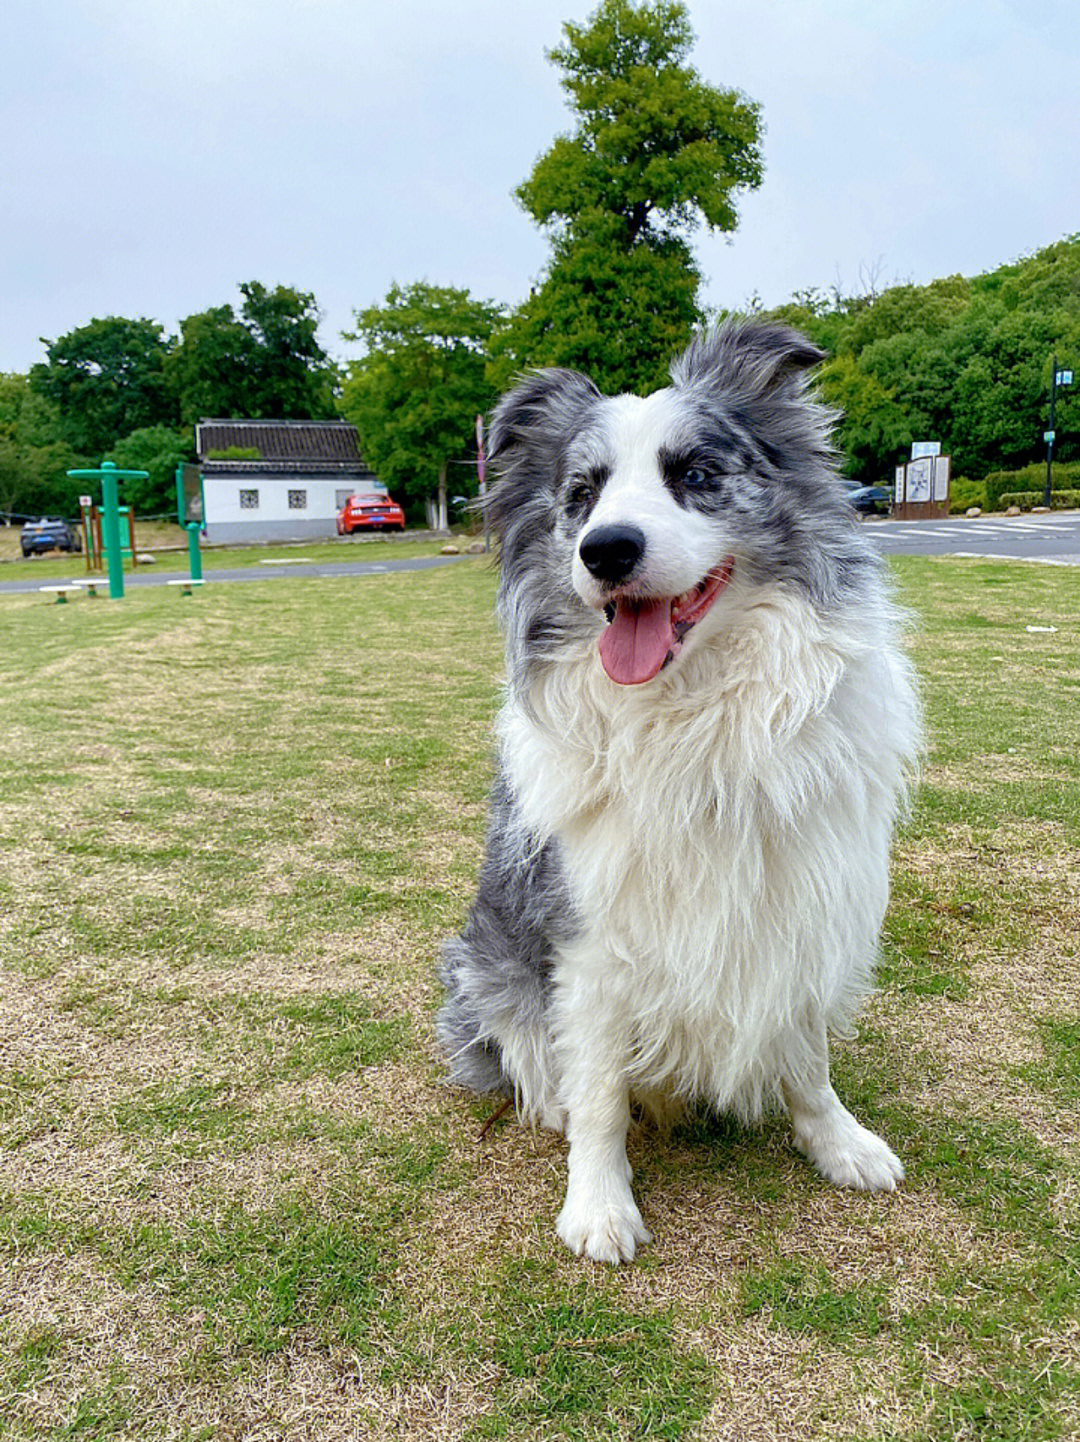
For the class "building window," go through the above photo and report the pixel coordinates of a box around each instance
[239,489,259,510]
[288,489,307,510]
[335,489,353,509]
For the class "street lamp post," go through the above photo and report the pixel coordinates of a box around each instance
[1044,358,1074,508]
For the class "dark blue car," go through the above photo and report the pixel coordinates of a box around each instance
[20,518,83,557]
[846,485,893,517]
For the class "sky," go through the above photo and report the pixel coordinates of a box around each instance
[2,0,1079,376]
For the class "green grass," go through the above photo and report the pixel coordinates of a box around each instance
[0,553,1077,1439]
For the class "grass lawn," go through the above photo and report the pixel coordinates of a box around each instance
[1,554,1077,1440]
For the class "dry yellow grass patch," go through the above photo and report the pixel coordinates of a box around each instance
[694,1320,939,1442]
[2,1249,489,1442]
[890,819,1080,1149]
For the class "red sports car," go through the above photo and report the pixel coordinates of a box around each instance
[336,488,406,534]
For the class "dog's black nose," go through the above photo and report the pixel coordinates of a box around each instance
[579,524,646,585]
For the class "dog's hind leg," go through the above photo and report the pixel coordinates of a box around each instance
[438,770,573,1128]
[439,933,564,1129]
[781,1017,904,1192]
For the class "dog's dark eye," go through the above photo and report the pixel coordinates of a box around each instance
[564,465,609,519]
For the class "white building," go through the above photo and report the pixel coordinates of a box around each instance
[195,419,380,544]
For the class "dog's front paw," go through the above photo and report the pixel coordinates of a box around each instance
[794,1106,904,1192]
[556,1189,652,1264]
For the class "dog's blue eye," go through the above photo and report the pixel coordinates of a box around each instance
[684,467,709,488]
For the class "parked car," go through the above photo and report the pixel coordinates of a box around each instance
[845,485,893,516]
[21,517,83,556]
[336,487,406,534]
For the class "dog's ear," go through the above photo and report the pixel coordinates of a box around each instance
[671,321,824,404]
[487,369,601,462]
[485,369,602,546]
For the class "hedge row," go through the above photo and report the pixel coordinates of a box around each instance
[996,490,1080,511]
[982,462,1080,509]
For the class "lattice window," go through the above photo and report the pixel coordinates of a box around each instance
[239,489,259,510]
[288,489,307,510]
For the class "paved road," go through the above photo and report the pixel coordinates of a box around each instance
[862,510,1080,566]
[0,551,468,597]
[4,514,1079,598]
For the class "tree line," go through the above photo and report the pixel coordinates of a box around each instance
[0,281,334,520]
[3,0,1078,526]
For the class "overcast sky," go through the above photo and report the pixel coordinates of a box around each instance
[3,0,1078,376]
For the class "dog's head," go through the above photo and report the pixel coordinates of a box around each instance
[487,321,874,687]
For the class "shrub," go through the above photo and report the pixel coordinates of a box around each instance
[983,462,1080,510]
[996,489,1080,511]
[948,475,986,512]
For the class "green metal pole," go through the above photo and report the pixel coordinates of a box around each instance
[100,461,124,600]
[187,523,202,581]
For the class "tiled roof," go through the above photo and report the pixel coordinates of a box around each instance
[196,419,367,465]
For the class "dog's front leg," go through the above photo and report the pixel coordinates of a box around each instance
[782,1015,904,1192]
[553,974,651,1264]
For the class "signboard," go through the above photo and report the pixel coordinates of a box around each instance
[896,453,951,519]
[933,455,951,502]
[911,441,941,460]
[178,463,204,527]
[1056,370,1073,386]
[1044,430,1056,444]
[906,455,934,504]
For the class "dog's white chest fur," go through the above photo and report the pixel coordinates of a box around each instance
[499,584,916,1118]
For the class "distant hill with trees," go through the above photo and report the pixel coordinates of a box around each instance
[759,234,1080,489]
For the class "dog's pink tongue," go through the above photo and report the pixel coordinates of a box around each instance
[598,597,675,685]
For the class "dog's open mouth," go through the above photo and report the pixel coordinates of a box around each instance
[598,558,735,686]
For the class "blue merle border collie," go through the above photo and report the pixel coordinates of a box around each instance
[439,321,922,1263]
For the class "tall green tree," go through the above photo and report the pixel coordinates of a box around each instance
[167,283,337,426]
[29,316,176,456]
[0,373,84,518]
[167,304,257,425]
[340,283,503,527]
[499,0,763,393]
[236,281,337,420]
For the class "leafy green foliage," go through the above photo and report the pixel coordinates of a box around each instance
[489,222,700,395]
[0,372,84,517]
[765,234,1080,482]
[108,424,194,516]
[998,489,1080,510]
[519,0,762,247]
[167,282,337,426]
[505,0,763,393]
[983,460,1080,508]
[29,315,176,457]
[340,281,503,510]
[5,282,339,518]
